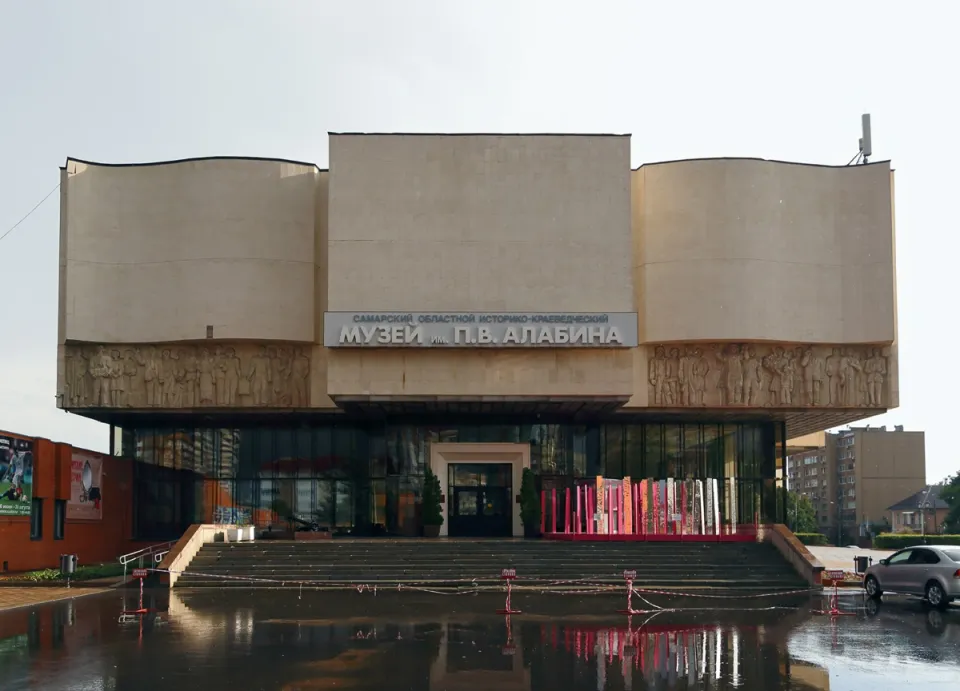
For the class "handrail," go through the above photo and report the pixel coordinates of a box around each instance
[118,540,178,582]
[119,540,177,566]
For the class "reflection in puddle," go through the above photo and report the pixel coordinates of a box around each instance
[0,590,958,690]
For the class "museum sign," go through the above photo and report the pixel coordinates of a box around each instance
[323,312,639,348]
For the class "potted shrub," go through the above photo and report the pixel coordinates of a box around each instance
[520,468,541,538]
[421,466,444,537]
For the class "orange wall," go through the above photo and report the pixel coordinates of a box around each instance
[0,429,151,572]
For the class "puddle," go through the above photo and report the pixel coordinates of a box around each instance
[0,589,958,689]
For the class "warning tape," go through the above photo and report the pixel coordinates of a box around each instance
[629,585,821,599]
[147,567,824,601]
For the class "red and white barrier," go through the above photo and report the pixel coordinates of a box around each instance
[617,570,643,615]
[496,568,521,614]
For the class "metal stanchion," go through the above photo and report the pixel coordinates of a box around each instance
[496,568,521,614]
[617,570,643,615]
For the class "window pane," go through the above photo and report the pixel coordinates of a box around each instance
[335,481,354,528]
[315,481,334,527]
[681,424,701,479]
[54,499,66,540]
[602,425,624,478]
[664,425,681,477]
[572,426,588,478]
[645,425,664,478]
[30,498,43,540]
[625,425,643,479]
[703,424,722,478]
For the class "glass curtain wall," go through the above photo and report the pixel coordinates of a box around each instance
[120,420,785,539]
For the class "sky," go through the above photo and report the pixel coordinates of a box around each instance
[0,1,956,482]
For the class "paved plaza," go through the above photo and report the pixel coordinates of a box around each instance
[0,586,110,612]
[809,545,895,572]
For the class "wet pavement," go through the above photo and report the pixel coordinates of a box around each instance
[0,586,111,613]
[0,588,958,689]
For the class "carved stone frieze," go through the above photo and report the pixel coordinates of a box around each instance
[62,343,311,409]
[647,343,890,408]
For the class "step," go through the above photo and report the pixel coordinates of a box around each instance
[177,540,806,591]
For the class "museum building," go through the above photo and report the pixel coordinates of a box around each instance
[55,134,899,540]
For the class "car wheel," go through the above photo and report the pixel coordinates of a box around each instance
[864,576,882,599]
[925,582,948,610]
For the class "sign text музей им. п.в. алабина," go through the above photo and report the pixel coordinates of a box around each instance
[322,312,639,348]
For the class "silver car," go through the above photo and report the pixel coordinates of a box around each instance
[864,545,960,609]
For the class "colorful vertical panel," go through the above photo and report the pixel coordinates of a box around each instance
[710,478,720,535]
[623,478,633,535]
[666,478,675,535]
[596,476,605,535]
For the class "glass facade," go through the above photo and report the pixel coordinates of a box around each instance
[118,419,785,540]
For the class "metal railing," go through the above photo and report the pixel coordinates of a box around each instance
[118,540,178,582]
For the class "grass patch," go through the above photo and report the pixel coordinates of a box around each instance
[1,561,125,583]
[873,533,960,550]
[794,532,828,546]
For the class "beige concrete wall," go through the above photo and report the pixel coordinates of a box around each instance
[327,134,633,312]
[633,159,896,345]
[60,157,320,345]
[325,134,634,399]
[327,349,634,398]
[855,429,926,524]
[311,172,335,408]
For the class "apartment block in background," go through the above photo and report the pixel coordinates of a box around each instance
[787,425,926,544]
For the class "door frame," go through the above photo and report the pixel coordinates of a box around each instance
[448,468,514,538]
[429,443,530,537]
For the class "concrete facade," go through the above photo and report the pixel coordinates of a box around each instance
[56,134,900,439]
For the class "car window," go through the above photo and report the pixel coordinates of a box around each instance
[913,549,940,565]
[887,550,913,565]
[940,549,960,562]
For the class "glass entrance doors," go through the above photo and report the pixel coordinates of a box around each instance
[447,463,513,537]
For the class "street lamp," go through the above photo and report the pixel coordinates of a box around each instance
[919,486,935,538]
[920,501,931,537]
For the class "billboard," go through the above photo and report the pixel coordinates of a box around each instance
[68,451,104,520]
[0,434,33,516]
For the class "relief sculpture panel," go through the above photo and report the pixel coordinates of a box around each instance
[647,343,890,409]
[62,344,311,409]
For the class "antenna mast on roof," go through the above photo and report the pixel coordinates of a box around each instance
[846,114,873,165]
[858,114,872,164]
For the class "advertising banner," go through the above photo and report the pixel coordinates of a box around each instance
[0,434,33,516]
[68,451,104,520]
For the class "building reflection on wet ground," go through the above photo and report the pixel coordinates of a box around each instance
[0,589,958,690]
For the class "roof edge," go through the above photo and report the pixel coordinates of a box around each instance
[634,156,892,171]
[61,155,325,172]
[328,132,631,137]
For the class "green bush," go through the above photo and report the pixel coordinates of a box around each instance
[12,562,125,583]
[873,533,960,550]
[794,532,828,546]
[519,469,540,532]
[421,466,444,527]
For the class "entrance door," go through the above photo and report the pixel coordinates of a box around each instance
[447,463,513,537]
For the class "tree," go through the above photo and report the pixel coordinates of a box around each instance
[786,492,818,534]
[519,468,540,537]
[941,471,960,533]
[421,466,444,527]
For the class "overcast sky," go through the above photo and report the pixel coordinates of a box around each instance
[0,1,955,481]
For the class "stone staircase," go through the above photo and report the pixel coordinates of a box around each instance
[176,539,810,593]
